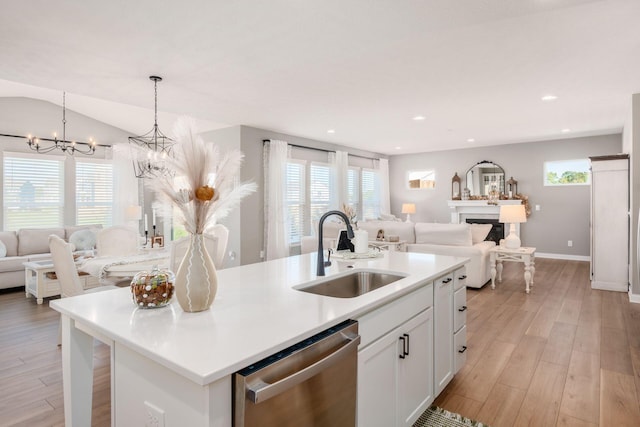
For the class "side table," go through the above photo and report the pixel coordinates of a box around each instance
[24,260,61,304]
[489,246,536,294]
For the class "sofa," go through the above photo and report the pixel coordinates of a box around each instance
[0,225,102,290]
[321,220,496,288]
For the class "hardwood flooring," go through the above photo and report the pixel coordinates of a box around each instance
[435,258,640,427]
[0,289,110,426]
[1,259,639,426]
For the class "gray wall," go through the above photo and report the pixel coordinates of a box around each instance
[200,126,242,267]
[237,126,386,265]
[389,134,622,257]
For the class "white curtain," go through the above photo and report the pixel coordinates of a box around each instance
[376,158,391,215]
[263,140,290,260]
[329,150,349,210]
[111,144,140,227]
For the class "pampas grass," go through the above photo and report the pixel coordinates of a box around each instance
[146,117,256,234]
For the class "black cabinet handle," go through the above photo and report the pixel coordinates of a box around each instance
[403,333,410,356]
[458,305,467,312]
[458,275,467,280]
[442,278,452,284]
[399,334,410,358]
[458,346,468,354]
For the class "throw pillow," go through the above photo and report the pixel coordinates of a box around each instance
[69,229,97,251]
[0,240,6,257]
[470,223,493,244]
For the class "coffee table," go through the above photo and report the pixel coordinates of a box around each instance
[23,260,100,304]
[489,246,536,294]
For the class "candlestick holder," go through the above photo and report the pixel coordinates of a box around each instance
[153,225,157,237]
[145,230,149,246]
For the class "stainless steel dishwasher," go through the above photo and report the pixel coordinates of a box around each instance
[233,319,360,427]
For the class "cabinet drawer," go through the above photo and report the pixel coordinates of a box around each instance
[454,267,467,291]
[358,282,433,349]
[454,286,467,332]
[454,325,467,374]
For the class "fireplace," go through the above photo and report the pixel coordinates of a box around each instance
[466,218,504,244]
[447,200,521,240]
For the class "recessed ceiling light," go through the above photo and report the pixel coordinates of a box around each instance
[395,146,402,150]
[327,129,335,134]
[541,94,558,101]
[561,128,571,133]
[467,138,475,143]
[413,116,426,121]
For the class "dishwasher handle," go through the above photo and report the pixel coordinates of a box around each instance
[247,332,361,404]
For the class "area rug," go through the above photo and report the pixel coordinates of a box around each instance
[413,405,490,427]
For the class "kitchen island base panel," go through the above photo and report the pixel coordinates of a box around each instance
[61,315,100,426]
[114,343,232,427]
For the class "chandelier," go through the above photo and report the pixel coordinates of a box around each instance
[128,76,174,178]
[26,92,97,155]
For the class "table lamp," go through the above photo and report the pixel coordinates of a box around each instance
[402,203,416,222]
[499,204,527,249]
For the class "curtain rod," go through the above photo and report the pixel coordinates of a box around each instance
[262,139,380,161]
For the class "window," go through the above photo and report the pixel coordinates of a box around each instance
[3,153,65,230]
[347,167,360,216]
[407,170,435,189]
[76,160,114,226]
[284,158,382,245]
[544,159,590,186]
[309,162,332,224]
[286,161,306,245]
[361,168,381,220]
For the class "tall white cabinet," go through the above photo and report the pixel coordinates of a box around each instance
[590,155,629,292]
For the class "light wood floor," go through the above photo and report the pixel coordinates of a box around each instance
[435,258,640,427]
[1,259,639,426]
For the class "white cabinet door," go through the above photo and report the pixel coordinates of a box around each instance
[357,326,399,427]
[454,324,467,374]
[358,308,434,427]
[398,308,433,426]
[590,156,629,291]
[434,273,453,396]
[454,286,467,332]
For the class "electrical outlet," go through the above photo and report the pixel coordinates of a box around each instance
[144,401,165,427]
[259,250,265,259]
[535,204,541,211]
[568,240,573,247]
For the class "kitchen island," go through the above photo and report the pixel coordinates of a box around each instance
[51,251,468,426]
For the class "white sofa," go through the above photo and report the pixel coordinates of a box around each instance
[0,225,102,290]
[320,220,495,288]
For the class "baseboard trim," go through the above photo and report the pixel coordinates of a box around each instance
[535,252,590,261]
[628,291,640,304]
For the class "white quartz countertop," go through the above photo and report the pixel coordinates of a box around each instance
[51,251,467,386]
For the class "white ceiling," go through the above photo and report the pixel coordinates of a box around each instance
[0,0,638,155]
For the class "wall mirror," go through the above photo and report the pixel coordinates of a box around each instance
[465,161,505,196]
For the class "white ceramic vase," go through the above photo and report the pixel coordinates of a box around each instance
[175,233,218,312]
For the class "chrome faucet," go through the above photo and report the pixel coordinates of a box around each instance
[317,210,355,276]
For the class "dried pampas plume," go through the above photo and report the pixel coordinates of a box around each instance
[147,117,257,234]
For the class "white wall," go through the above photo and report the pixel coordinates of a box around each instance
[626,94,640,298]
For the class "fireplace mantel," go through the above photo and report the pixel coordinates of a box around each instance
[448,199,523,235]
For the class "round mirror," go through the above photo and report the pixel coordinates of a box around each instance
[465,161,505,197]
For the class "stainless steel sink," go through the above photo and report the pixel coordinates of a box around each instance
[296,270,406,298]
